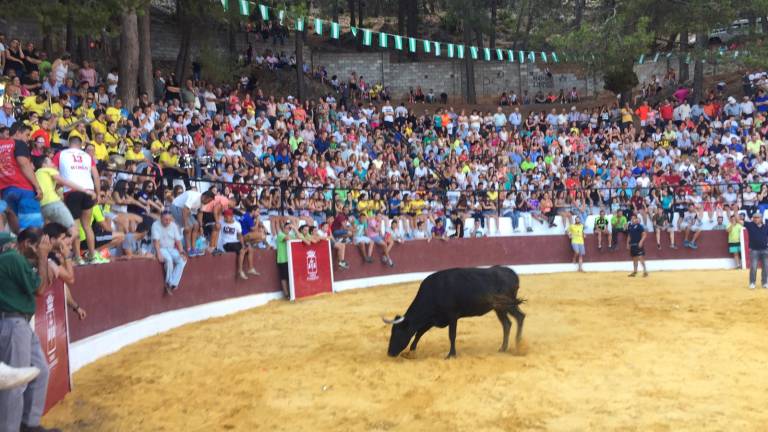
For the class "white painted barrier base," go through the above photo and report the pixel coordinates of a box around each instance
[69,257,734,373]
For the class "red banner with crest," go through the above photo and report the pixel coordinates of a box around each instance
[33,280,71,414]
[287,239,334,301]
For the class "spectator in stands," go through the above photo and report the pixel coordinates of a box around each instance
[152,210,187,295]
[220,208,259,280]
[610,210,628,251]
[0,229,61,432]
[593,209,610,250]
[0,123,44,231]
[567,215,586,272]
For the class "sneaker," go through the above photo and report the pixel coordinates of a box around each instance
[212,249,224,256]
[247,269,261,276]
[164,284,174,296]
[88,253,109,265]
[689,242,698,250]
[749,283,756,289]
[682,241,690,248]
[643,272,649,277]
[657,244,662,250]
[238,271,248,280]
[365,256,373,263]
[20,425,62,432]
[338,260,350,269]
[597,245,602,250]
[75,257,87,266]
[628,272,637,277]
[0,363,40,391]
[526,227,533,232]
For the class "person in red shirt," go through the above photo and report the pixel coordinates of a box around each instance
[634,101,650,127]
[659,100,674,123]
[0,123,44,230]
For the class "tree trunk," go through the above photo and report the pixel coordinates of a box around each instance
[397,0,406,60]
[333,0,340,45]
[574,0,585,29]
[228,21,237,58]
[679,30,689,83]
[463,18,476,104]
[406,0,418,59]
[66,14,76,53]
[174,30,192,83]
[119,8,140,109]
[475,30,484,50]
[748,13,757,38]
[296,28,306,102]
[489,0,497,49]
[77,36,88,64]
[138,3,154,101]
[512,0,526,50]
[692,32,706,102]
[348,0,356,27]
[520,0,534,50]
[357,0,364,27]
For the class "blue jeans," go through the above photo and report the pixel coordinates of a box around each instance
[749,249,768,285]
[0,317,49,432]
[1,187,43,230]
[159,248,187,287]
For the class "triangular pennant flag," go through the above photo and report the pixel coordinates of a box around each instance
[362,29,372,46]
[379,32,388,48]
[638,54,645,64]
[528,51,536,63]
[259,4,268,20]
[394,35,403,50]
[330,22,340,39]
[470,46,479,60]
[551,52,558,63]
[278,9,285,25]
[423,39,431,53]
[434,41,441,56]
[653,52,659,62]
[221,0,228,12]
[496,48,503,61]
[541,52,547,62]
[666,52,672,58]
[314,18,323,36]
[519,51,524,63]
[237,0,248,15]
[408,37,417,53]
[447,43,455,58]
[295,18,304,32]
[350,26,358,37]
[483,47,491,61]
[457,45,465,59]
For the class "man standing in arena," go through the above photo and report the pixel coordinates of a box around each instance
[744,213,768,289]
[627,214,648,277]
[0,229,62,432]
[52,136,103,264]
[567,215,586,272]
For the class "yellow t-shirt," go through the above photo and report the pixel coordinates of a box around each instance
[104,132,120,153]
[158,151,179,168]
[105,107,122,123]
[35,167,62,206]
[93,142,109,162]
[68,129,86,144]
[90,120,107,140]
[125,147,146,162]
[22,96,48,116]
[57,116,78,134]
[567,223,585,245]
[621,108,633,123]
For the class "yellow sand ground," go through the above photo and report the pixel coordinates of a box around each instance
[44,270,768,431]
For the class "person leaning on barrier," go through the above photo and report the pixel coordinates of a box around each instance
[0,229,63,432]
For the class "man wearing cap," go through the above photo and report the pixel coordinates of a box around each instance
[152,211,187,295]
[744,212,768,289]
[0,229,62,432]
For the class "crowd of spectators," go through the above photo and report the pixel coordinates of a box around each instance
[2,28,768,285]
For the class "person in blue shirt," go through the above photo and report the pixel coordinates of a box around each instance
[744,212,768,289]
[627,214,648,277]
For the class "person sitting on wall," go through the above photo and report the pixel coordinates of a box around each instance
[152,210,187,295]
[534,91,547,104]
[219,208,260,280]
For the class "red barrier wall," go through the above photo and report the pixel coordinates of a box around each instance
[67,231,729,342]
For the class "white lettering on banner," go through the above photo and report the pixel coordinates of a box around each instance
[306,250,319,281]
[45,293,59,368]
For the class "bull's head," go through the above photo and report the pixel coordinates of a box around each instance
[382,315,415,357]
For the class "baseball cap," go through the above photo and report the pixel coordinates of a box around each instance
[223,209,234,217]
[0,232,17,249]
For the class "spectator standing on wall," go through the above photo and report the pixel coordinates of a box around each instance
[567,215,586,272]
[152,210,187,295]
[744,213,768,289]
[0,228,60,432]
[726,214,744,270]
[627,214,648,278]
[0,123,44,231]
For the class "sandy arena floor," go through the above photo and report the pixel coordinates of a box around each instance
[44,270,768,431]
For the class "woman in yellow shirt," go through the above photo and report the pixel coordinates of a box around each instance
[125,142,146,162]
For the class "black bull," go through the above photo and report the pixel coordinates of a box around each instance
[383,266,525,358]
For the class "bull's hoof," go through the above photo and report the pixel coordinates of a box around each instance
[513,340,529,356]
[401,351,417,360]
[498,346,509,353]
[445,352,456,359]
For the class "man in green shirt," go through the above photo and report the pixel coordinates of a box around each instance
[0,229,61,432]
[276,220,298,297]
[610,210,628,250]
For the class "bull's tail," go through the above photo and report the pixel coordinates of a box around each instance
[491,294,525,310]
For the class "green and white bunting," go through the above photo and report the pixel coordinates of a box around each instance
[278,9,285,25]
[394,35,403,50]
[330,22,340,39]
[408,37,417,53]
[507,49,515,62]
[447,43,454,58]
[362,29,372,46]
[638,54,645,64]
[237,0,249,15]
[314,18,323,35]
[528,51,536,63]
[518,50,524,63]
[483,47,490,61]
[541,52,547,63]
[653,52,660,62]
[496,48,503,61]
[258,4,268,20]
[552,52,558,63]
[434,41,441,56]
[221,0,228,12]
[457,45,465,59]
[423,39,431,53]
[295,18,304,32]
[350,26,358,37]
[379,32,388,48]
[470,46,478,60]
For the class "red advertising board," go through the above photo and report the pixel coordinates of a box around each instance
[287,239,334,301]
[33,280,71,414]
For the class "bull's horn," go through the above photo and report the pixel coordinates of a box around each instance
[381,315,405,325]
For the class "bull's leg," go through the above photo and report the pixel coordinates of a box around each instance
[509,305,526,350]
[495,310,512,352]
[410,325,431,351]
[446,320,458,359]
